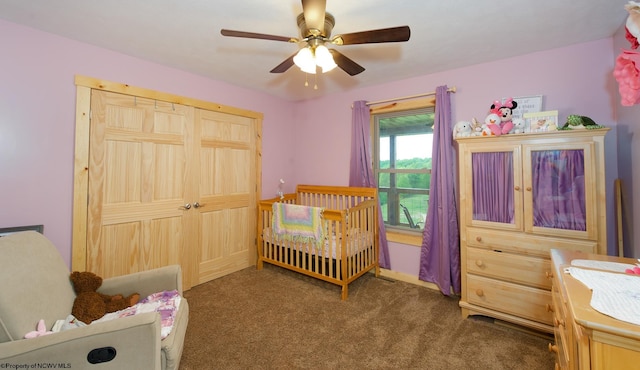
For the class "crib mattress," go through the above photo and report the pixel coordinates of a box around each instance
[262,228,372,259]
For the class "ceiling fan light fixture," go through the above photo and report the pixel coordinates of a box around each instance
[293,46,316,74]
[315,45,337,73]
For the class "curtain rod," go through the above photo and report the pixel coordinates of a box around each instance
[365,86,457,107]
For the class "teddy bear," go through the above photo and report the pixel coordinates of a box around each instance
[489,98,518,135]
[70,271,140,324]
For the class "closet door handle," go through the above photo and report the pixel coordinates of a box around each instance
[180,203,192,210]
[193,202,205,208]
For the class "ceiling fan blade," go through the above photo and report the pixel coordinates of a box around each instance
[270,54,296,73]
[301,0,327,34]
[329,49,365,76]
[221,29,298,43]
[332,26,411,45]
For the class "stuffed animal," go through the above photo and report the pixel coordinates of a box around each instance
[626,1,640,49]
[453,121,473,138]
[24,319,54,339]
[509,118,526,134]
[70,271,140,324]
[489,98,518,135]
[470,118,484,136]
[483,113,502,136]
[558,115,604,130]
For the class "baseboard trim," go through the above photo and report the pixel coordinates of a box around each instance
[373,268,442,292]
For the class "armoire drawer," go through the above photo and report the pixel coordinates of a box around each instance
[466,275,553,325]
[466,247,552,290]
[466,227,597,258]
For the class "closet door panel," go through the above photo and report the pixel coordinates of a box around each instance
[100,222,140,278]
[196,109,256,284]
[87,90,195,285]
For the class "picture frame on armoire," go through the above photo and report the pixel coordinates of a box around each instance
[0,224,44,237]
[523,110,559,132]
[502,95,544,122]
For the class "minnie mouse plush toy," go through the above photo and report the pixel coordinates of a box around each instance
[489,98,518,135]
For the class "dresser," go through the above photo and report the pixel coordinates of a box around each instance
[549,249,640,370]
[456,129,609,333]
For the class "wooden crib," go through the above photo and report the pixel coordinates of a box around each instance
[257,185,380,300]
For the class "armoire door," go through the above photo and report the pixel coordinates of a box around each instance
[87,90,199,288]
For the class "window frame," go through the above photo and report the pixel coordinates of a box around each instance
[370,98,435,246]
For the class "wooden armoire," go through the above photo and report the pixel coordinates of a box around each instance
[456,129,609,333]
[72,76,263,290]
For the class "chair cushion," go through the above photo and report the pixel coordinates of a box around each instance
[0,231,76,342]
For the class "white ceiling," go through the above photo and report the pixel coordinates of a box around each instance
[0,0,630,101]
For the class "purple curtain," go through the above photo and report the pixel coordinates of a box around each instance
[470,150,586,230]
[531,150,586,230]
[349,100,390,269]
[418,85,460,295]
[472,152,515,223]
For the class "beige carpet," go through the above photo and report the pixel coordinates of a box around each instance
[180,264,555,369]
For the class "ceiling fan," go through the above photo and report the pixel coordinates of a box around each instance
[220,0,411,77]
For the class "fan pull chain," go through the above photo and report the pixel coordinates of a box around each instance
[305,73,309,87]
[314,74,318,90]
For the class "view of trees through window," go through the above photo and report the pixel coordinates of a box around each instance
[374,108,434,231]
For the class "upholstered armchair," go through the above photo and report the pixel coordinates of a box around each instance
[0,231,189,370]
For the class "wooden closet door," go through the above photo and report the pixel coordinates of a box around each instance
[87,90,198,288]
[194,109,257,285]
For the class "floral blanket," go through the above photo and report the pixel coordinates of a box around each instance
[93,290,181,339]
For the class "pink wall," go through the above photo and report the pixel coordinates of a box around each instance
[0,20,296,266]
[612,23,640,258]
[293,39,620,276]
[1,18,627,279]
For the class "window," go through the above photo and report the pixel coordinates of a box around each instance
[373,105,434,232]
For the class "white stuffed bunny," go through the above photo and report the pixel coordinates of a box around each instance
[453,121,473,138]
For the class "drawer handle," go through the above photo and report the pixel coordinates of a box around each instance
[545,271,553,279]
[475,289,484,297]
[475,260,484,268]
[554,317,565,328]
[476,236,482,242]
[548,343,558,353]
[546,304,555,313]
